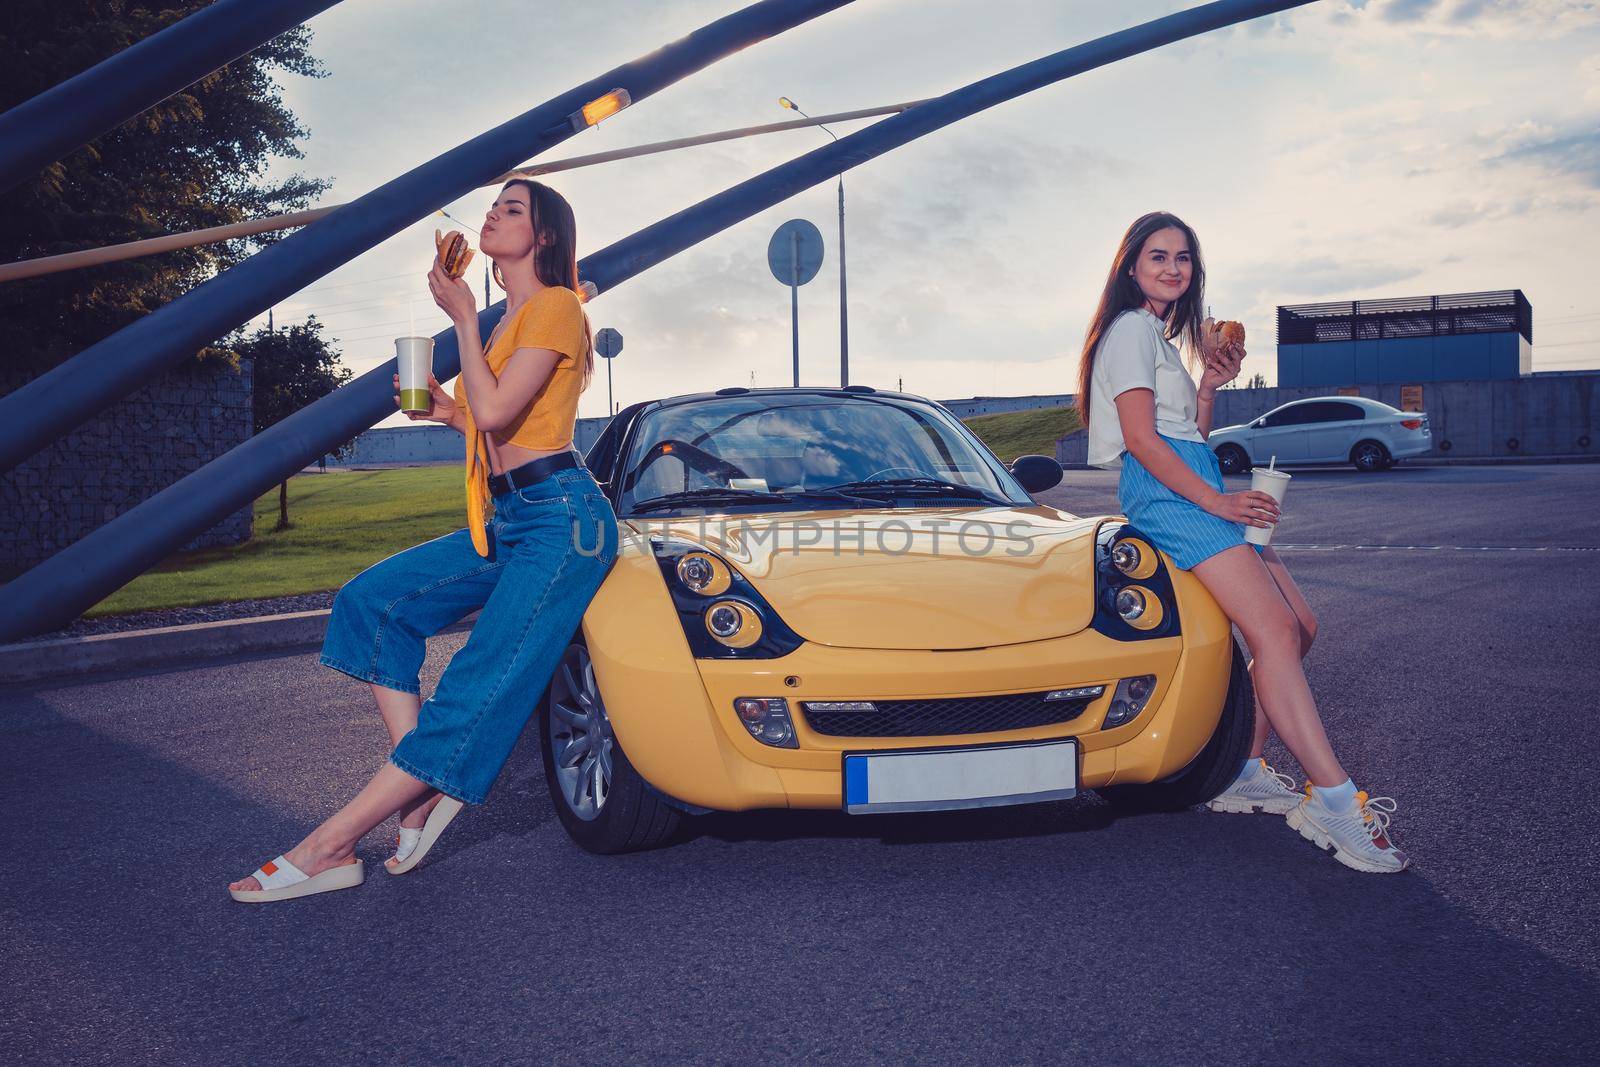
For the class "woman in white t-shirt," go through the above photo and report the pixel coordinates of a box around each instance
[1076,211,1407,874]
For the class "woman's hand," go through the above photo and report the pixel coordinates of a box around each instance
[1203,487,1280,528]
[428,259,478,325]
[393,371,459,426]
[1199,340,1245,395]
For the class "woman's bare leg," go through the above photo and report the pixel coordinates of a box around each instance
[1247,546,1318,758]
[228,762,436,892]
[370,682,441,828]
[1191,545,1345,786]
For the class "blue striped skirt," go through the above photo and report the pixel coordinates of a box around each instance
[1117,435,1266,571]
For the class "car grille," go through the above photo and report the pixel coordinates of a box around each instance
[801,690,1093,738]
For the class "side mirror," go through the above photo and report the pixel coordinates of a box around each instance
[1010,454,1064,494]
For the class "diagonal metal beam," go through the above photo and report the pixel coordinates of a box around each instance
[0,0,1314,643]
[0,0,854,478]
[0,0,346,195]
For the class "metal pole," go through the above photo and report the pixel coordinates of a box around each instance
[0,0,344,195]
[0,0,854,478]
[838,176,848,386]
[1,100,931,286]
[607,354,614,418]
[791,230,801,387]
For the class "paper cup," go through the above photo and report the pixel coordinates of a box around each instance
[395,336,434,414]
[1243,467,1291,546]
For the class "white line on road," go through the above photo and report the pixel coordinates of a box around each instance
[1275,544,1600,553]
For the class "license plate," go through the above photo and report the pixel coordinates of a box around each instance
[842,738,1078,814]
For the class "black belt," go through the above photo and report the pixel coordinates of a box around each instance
[487,449,582,497]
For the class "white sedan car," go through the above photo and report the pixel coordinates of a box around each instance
[1209,396,1432,474]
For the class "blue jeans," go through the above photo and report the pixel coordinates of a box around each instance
[318,465,619,804]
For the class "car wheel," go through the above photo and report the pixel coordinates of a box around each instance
[1094,639,1255,813]
[1215,444,1249,476]
[1351,440,1390,473]
[540,640,683,854]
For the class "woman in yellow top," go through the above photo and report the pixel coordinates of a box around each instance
[229,179,620,903]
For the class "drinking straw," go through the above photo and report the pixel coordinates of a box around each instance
[1269,455,1277,471]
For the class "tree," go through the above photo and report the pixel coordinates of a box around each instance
[232,317,355,530]
[0,1,331,377]
[1245,372,1267,390]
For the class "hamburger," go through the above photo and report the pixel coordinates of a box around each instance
[1201,316,1246,356]
[434,228,475,280]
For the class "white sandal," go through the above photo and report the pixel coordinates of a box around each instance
[228,854,364,903]
[385,795,464,875]
[389,825,425,868]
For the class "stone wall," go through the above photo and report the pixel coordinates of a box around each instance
[0,357,255,578]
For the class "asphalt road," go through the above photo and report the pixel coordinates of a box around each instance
[4,463,1597,1064]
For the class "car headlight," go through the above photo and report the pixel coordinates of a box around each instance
[705,599,763,648]
[1114,585,1165,631]
[1110,536,1159,579]
[1093,523,1179,641]
[651,538,803,659]
[733,696,799,748]
[1103,675,1157,727]
[677,551,731,595]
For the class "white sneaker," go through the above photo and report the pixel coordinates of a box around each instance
[1206,758,1301,815]
[1286,787,1409,873]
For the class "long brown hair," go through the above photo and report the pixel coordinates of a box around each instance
[494,178,595,392]
[1074,211,1206,426]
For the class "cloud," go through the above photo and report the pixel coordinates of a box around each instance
[1490,129,1600,190]
[1326,0,1600,36]
[262,0,1600,417]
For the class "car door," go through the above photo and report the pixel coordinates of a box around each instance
[1302,401,1367,462]
[1249,403,1312,463]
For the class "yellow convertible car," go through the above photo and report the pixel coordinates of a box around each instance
[539,386,1253,852]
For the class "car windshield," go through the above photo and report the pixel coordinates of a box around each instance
[616,393,1026,515]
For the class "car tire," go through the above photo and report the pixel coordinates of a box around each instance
[1094,639,1255,813]
[1351,439,1390,473]
[1215,444,1249,476]
[540,639,684,854]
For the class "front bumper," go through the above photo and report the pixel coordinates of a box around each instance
[581,540,1236,812]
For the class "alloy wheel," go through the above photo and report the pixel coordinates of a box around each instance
[546,644,613,822]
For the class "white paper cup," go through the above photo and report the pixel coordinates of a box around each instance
[395,336,434,414]
[1243,467,1291,546]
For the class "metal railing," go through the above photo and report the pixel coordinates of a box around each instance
[1277,290,1533,345]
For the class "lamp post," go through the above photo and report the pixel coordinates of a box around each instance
[779,96,848,386]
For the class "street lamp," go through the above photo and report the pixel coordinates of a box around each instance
[779,96,848,387]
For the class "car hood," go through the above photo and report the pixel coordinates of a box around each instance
[624,505,1100,650]
[1211,423,1248,436]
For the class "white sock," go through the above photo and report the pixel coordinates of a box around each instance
[1312,778,1358,810]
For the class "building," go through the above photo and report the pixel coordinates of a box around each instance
[1275,289,1532,387]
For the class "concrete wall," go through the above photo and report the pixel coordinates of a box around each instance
[1054,373,1598,465]
[0,356,255,577]
[329,393,1082,468]
[939,394,1074,418]
[322,416,609,467]
[1207,374,1596,458]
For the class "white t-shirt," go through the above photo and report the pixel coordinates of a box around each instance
[1087,307,1204,468]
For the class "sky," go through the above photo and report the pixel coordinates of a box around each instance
[246,0,1600,429]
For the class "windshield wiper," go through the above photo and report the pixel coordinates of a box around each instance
[630,487,793,513]
[816,477,999,502]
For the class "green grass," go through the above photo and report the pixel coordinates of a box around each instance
[962,405,1081,463]
[84,407,1081,617]
[85,468,467,618]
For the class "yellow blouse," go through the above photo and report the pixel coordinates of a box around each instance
[454,285,588,557]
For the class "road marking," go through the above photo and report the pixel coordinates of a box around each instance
[1275,544,1600,553]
